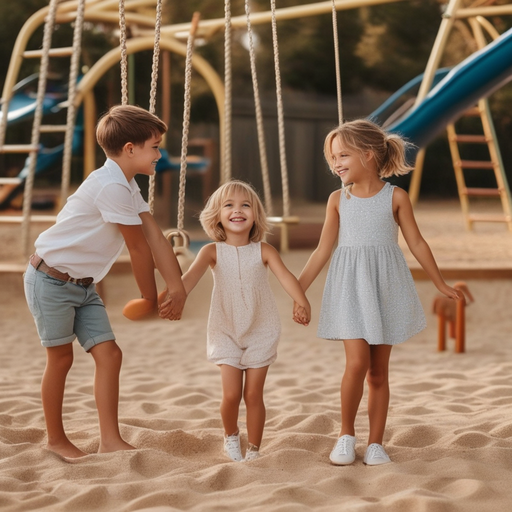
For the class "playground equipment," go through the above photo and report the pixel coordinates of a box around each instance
[379,24,512,231]
[0,0,86,256]
[432,282,474,353]
[0,74,66,125]
[0,92,84,210]
[386,0,512,231]
[121,3,198,321]
[1,0,512,263]
[0,0,225,259]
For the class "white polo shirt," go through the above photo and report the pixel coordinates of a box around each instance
[35,158,150,282]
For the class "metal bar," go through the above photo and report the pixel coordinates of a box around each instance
[23,47,74,58]
[414,0,464,107]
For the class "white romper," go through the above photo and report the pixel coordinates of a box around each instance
[207,242,281,369]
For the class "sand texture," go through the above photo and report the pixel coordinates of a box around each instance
[1,200,512,511]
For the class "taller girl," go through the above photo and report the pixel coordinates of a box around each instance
[296,119,461,466]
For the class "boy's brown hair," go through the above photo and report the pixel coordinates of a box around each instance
[96,105,167,156]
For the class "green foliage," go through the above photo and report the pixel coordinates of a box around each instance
[0,0,47,86]
[360,0,441,90]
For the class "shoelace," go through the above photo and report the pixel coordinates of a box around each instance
[334,437,351,455]
[366,444,387,460]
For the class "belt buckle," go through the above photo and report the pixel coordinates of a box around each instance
[69,276,93,286]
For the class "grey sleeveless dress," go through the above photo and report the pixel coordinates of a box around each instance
[207,242,281,369]
[317,182,426,345]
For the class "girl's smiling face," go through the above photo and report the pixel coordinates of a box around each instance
[219,190,255,239]
[330,136,370,185]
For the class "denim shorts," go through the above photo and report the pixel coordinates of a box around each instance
[24,263,115,352]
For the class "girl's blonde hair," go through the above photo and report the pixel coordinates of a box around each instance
[199,180,269,242]
[324,119,414,179]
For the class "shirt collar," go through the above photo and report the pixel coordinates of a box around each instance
[104,158,141,194]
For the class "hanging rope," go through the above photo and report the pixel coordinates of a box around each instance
[331,0,343,125]
[176,12,200,232]
[119,0,128,106]
[118,0,163,213]
[269,0,290,219]
[21,0,59,256]
[60,0,86,208]
[147,0,164,214]
[223,0,232,183]
[148,0,163,115]
[245,0,273,216]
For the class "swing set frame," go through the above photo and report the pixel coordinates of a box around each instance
[2,0,512,261]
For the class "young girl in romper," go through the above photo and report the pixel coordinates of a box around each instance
[296,119,461,466]
[177,180,311,462]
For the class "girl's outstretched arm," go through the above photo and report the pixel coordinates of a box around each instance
[182,243,216,295]
[297,190,340,292]
[261,242,311,326]
[393,187,460,300]
[158,243,215,319]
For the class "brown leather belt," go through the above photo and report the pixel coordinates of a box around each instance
[30,254,94,287]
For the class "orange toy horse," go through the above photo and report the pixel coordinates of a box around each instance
[432,282,474,353]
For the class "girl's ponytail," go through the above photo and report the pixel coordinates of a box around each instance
[379,134,414,178]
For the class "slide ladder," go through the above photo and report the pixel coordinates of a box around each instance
[0,0,85,255]
[447,99,512,232]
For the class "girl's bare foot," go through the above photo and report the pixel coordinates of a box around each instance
[98,438,135,453]
[46,440,88,459]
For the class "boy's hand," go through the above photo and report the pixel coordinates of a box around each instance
[158,288,186,320]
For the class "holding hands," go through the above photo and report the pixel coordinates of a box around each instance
[293,301,310,326]
[158,288,186,321]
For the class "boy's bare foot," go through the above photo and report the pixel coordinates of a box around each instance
[98,439,135,453]
[46,440,88,459]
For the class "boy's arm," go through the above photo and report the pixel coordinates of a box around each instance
[117,223,158,302]
[261,242,310,325]
[139,212,187,319]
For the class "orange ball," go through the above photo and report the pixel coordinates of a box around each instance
[122,298,157,321]
[158,289,168,305]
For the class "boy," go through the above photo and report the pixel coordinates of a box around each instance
[23,105,186,459]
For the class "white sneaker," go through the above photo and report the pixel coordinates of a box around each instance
[363,443,391,465]
[244,449,260,462]
[223,432,243,462]
[329,435,356,465]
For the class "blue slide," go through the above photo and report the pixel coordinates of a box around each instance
[0,125,83,210]
[370,67,452,126]
[0,74,66,125]
[0,77,83,209]
[381,26,512,150]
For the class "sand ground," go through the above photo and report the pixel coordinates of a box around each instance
[1,198,512,511]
